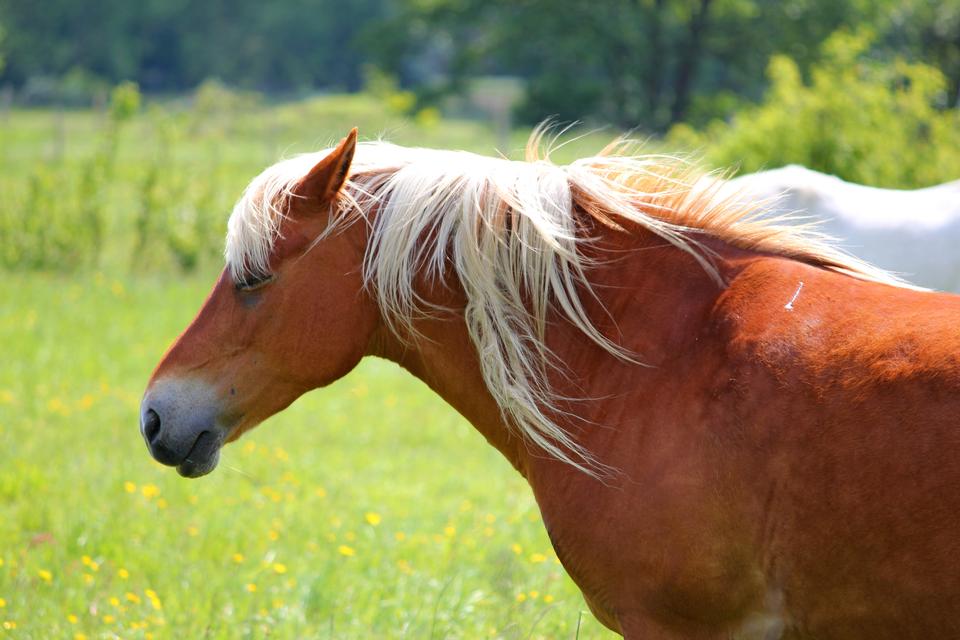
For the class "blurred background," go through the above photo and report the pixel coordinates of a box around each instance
[0,1,958,638]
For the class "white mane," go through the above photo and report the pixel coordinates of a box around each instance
[226,134,908,475]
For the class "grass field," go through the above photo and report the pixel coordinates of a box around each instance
[0,97,621,638]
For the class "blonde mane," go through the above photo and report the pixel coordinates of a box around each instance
[226,132,909,475]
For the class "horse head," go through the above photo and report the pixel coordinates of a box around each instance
[139,129,378,477]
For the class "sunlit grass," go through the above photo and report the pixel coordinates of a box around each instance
[0,271,616,638]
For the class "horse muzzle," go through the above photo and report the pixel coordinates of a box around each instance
[139,378,229,478]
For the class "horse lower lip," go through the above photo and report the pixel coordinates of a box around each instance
[176,431,219,477]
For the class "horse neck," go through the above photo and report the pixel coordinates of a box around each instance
[366,293,529,474]
[365,225,734,478]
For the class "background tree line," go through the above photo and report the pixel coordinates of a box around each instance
[1,0,958,132]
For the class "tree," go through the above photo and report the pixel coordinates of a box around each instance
[373,0,889,131]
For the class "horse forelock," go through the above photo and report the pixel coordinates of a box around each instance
[225,132,911,476]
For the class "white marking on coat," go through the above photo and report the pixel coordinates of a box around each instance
[784,281,804,311]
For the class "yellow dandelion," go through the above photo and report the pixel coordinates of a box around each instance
[145,589,162,610]
[529,553,547,563]
[314,487,327,498]
[515,593,527,603]
[245,583,257,593]
[232,553,244,564]
[75,634,87,640]
[511,543,523,555]
[38,569,52,582]
[78,394,94,410]
[109,596,120,607]
[350,384,368,398]
[268,529,279,541]
[529,590,539,599]
[188,494,199,505]
[141,484,160,499]
[443,525,456,538]
[124,481,137,493]
[544,594,555,603]
[484,513,496,524]
[67,614,78,623]
[102,614,115,623]
[2,621,15,630]
[0,390,14,405]
[272,598,284,609]
[364,512,381,526]
[82,573,94,585]
[0,599,4,608]
[156,498,168,509]
[48,397,69,415]
[394,531,406,542]
[337,545,356,557]
[125,592,141,604]
[186,526,199,537]
[273,563,287,574]
[118,568,129,579]
[0,558,4,566]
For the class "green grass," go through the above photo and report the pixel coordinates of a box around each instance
[0,271,618,638]
[0,95,625,274]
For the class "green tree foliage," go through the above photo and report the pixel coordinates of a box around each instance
[0,0,388,93]
[1,0,958,133]
[879,0,960,108]
[670,30,960,187]
[374,0,892,130]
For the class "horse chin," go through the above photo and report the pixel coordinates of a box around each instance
[175,431,222,478]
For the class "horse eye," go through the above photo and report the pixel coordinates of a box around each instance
[235,272,275,292]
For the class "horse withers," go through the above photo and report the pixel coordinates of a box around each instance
[141,128,960,638]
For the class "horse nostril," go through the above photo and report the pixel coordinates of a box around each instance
[142,408,162,444]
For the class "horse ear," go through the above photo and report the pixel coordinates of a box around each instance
[296,128,358,203]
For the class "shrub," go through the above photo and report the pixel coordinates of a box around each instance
[669,30,960,188]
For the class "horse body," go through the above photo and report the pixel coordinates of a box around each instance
[140,131,960,638]
[392,231,960,637]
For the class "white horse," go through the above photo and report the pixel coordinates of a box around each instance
[727,165,960,291]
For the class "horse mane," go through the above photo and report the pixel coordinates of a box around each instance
[226,129,909,475]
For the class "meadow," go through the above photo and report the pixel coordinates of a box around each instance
[0,94,620,638]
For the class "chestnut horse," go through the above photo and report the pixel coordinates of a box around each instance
[141,128,960,639]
